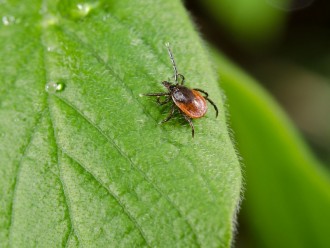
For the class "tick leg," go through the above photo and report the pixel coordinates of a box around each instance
[161,104,175,123]
[205,97,218,117]
[178,74,185,85]
[193,88,218,117]
[193,88,208,97]
[156,96,171,105]
[143,92,169,97]
[165,43,179,84]
[183,113,195,138]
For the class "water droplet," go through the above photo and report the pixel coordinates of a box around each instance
[75,2,100,18]
[47,46,57,52]
[58,1,100,20]
[45,82,65,94]
[76,3,92,16]
[2,15,15,26]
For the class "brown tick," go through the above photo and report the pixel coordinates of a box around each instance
[142,43,218,138]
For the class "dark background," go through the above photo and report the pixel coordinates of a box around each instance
[185,0,330,165]
[184,0,330,246]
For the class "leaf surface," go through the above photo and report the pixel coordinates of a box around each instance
[0,1,241,247]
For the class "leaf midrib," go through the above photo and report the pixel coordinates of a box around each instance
[50,93,203,246]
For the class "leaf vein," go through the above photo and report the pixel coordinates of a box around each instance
[64,229,74,248]
[62,151,151,247]
[56,149,79,248]
[47,100,84,246]
[7,108,47,245]
[39,11,80,244]
[54,94,202,246]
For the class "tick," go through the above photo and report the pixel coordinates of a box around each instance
[142,43,218,138]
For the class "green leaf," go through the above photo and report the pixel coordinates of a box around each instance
[200,0,288,47]
[0,1,241,247]
[212,50,330,248]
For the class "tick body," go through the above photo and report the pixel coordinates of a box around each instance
[168,84,207,118]
[143,43,218,137]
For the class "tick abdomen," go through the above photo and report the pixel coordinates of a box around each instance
[172,86,208,118]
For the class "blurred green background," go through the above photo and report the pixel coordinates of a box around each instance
[184,0,330,247]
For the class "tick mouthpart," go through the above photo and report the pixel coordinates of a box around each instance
[162,81,172,88]
[162,81,176,91]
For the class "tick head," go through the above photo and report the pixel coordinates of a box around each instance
[162,81,175,91]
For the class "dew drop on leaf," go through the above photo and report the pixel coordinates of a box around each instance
[45,82,65,94]
[2,15,15,26]
[75,2,100,18]
[76,3,92,16]
[57,1,102,20]
[47,46,55,52]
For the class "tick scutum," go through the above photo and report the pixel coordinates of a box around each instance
[172,86,194,103]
